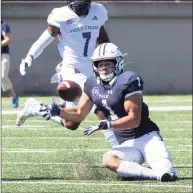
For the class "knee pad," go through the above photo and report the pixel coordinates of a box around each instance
[104,147,145,165]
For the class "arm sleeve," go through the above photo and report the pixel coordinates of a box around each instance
[124,74,144,99]
[27,30,55,60]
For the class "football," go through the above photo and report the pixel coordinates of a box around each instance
[56,80,82,102]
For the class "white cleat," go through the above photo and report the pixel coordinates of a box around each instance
[16,98,42,126]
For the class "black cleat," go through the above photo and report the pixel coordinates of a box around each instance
[160,173,177,182]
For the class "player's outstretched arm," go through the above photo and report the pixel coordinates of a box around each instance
[60,93,94,122]
[42,93,93,123]
[96,26,110,46]
[20,25,60,76]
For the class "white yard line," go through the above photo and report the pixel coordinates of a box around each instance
[1,125,191,133]
[2,136,192,140]
[149,106,192,111]
[2,127,65,131]
[3,120,192,123]
[2,125,192,132]
[2,110,20,115]
[2,148,191,153]
[144,98,192,105]
[2,125,55,128]
[2,105,192,115]
[144,99,192,103]
[2,98,192,105]
[2,181,192,188]
[2,137,105,140]
[2,162,192,168]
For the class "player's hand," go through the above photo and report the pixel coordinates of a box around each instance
[83,120,112,136]
[40,96,61,120]
[20,55,33,76]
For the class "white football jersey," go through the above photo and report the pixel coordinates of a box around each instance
[47,2,108,75]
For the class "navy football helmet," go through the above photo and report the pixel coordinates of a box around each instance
[67,0,91,16]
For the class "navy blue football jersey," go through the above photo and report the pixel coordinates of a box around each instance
[84,71,159,143]
[1,21,10,54]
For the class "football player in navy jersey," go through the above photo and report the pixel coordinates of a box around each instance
[16,43,177,182]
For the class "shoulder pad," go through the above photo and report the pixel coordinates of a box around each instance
[118,71,137,85]
[47,6,73,28]
[118,71,144,97]
[91,3,108,24]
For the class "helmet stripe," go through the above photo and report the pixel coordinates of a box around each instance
[98,44,102,56]
[103,43,107,55]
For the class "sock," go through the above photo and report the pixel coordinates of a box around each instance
[33,103,44,116]
[117,161,158,180]
[36,104,65,127]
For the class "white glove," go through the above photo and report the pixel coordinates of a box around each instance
[83,120,112,136]
[20,55,33,76]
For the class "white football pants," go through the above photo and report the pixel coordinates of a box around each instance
[103,130,176,177]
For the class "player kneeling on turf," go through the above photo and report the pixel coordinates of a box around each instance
[16,43,177,181]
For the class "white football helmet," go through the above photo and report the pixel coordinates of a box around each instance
[91,43,124,82]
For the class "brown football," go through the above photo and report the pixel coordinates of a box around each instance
[56,80,82,102]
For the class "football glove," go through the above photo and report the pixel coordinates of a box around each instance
[40,96,61,120]
[20,55,33,76]
[83,120,112,136]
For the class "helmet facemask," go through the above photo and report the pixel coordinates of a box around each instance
[93,57,124,83]
[68,0,91,16]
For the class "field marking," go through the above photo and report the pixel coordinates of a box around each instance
[2,162,192,168]
[2,127,66,131]
[2,98,192,106]
[2,136,192,141]
[2,181,192,188]
[149,106,192,111]
[2,105,192,115]
[2,125,57,129]
[2,148,192,153]
[2,125,192,132]
[3,120,192,124]
[145,99,192,103]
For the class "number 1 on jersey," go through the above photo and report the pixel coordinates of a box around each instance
[82,32,91,57]
[102,99,118,121]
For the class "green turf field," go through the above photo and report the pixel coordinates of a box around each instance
[2,95,192,193]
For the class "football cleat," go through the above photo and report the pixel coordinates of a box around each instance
[160,172,177,182]
[16,98,42,126]
[12,95,19,108]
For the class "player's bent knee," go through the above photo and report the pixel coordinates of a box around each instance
[65,121,81,130]
[103,153,121,171]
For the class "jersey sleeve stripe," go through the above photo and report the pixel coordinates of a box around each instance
[125,90,142,99]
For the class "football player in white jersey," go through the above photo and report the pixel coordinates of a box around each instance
[19,0,110,128]
[17,43,177,182]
